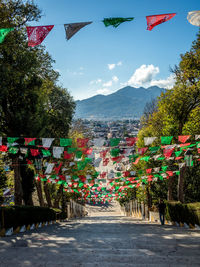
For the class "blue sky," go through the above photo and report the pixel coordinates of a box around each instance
[33,0,199,100]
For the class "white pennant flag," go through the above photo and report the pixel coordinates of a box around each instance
[93,138,105,147]
[42,138,54,148]
[178,163,186,168]
[53,146,64,158]
[153,167,160,173]
[187,11,200,26]
[0,137,2,146]
[45,163,55,174]
[64,21,92,40]
[195,135,200,140]
[144,137,157,146]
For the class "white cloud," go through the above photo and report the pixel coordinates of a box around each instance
[112,76,119,83]
[150,74,175,89]
[108,61,122,70]
[90,79,102,85]
[124,64,175,89]
[127,64,159,87]
[108,63,116,70]
[103,80,113,87]
[97,88,111,95]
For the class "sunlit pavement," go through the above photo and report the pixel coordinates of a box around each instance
[0,204,200,267]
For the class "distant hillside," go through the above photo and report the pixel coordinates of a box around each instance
[75,86,166,120]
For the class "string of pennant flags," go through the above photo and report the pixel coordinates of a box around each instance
[0,134,200,203]
[0,11,200,46]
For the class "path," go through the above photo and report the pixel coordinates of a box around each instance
[0,203,200,266]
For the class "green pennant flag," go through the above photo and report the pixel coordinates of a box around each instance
[140,156,150,162]
[110,148,120,157]
[161,136,173,145]
[75,150,82,159]
[110,138,120,147]
[42,149,51,157]
[149,146,160,153]
[68,147,76,153]
[161,166,168,172]
[0,28,14,43]
[103,17,134,28]
[196,142,200,148]
[9,147,18,154]
[175,171,180,175]
[60,138,72,147]
[157,156,165,161]
[175,150,182,157]
[7,137,18,144]
[77,161,87,170]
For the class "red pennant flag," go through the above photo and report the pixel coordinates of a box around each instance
[179,143,191,147]
[26,25,54,47]
[103,158,109,166]
[54,162,63,174]
[166,171,173,177]
[138,147,148,155]
[64,151,73,159]
[100,172,107,179]
[0,145,8,152]
[24,138,36,146]
[146,168,152,174]
[112,156,124,163]
[178,135,191,143]
[133,157,140,165]
[30,149,39,156]
[163,148,174,159]
[123,171,130,177]
[126,137,137,146]
[100,150,108,158]
[77,138,89,147]
[146,13,176,31]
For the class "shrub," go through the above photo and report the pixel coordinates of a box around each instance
[165,201,200,226]
[0,206,61,229]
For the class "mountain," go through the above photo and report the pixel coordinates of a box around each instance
[75,86,165,120]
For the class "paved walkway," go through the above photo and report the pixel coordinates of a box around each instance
[0,204,200,266]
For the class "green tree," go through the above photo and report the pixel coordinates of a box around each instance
[0,0,75,205]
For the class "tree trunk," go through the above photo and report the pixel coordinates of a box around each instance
[35,180,45,207]
[168,176,174,201]
[12,157,23,205]
[44,182,52,207]
[54,185,63,208]
[177,166,186,203]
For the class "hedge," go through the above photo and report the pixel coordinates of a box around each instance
[0,206,62,229]
[166,202,200,226]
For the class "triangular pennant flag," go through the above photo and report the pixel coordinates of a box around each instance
[24,138,36,146]
[53,146,64,158]
[138,147,148,155]
[7,137,18,144]
[42,149,51,157]
[26,25,54,47]
[60,138,72,147]
[64,22,92,40]
[146,13,176,31]
[31,149,40,157]
[161,136,173,145]
[0,28,14,43]
[195,135,200,140]
[110,138,120,147]
[144,137,157,146]
[178,135,191,143]
[187,11,200,26]
[103,17,134,28]
[126,137,137,146]
[42,138,54,148]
